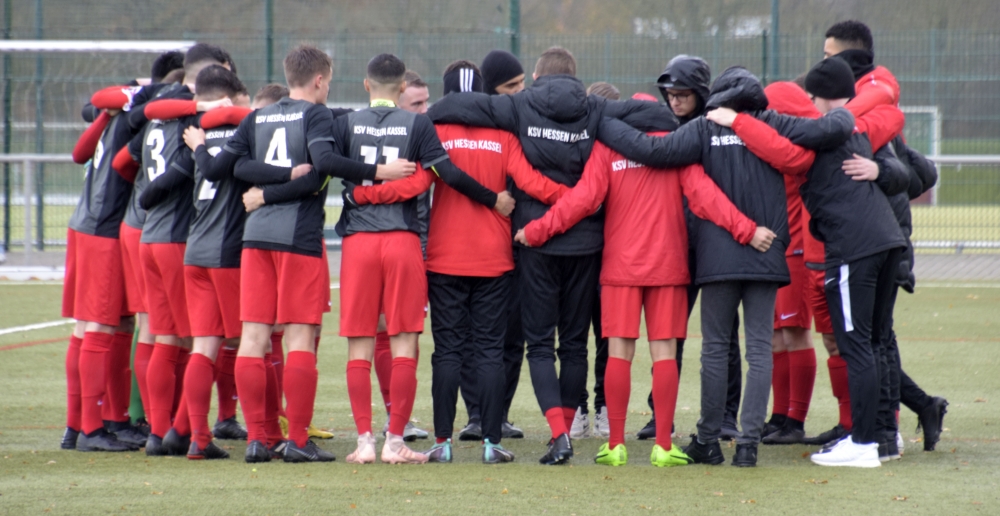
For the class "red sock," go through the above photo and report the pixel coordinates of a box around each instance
[605,357,632,448]
[346,360,372,435]
[388,357,418,436]
[787,348,817,423]
[284,351,318,447]
[235,356,268,443]
[373,331,393,411]
[65,335,83,431]
[544,407,568,440]
[184,353,216,448]
[146,344,181,437]
[270,332,285,417]
[215,347,238,421]
[653,359,680,450]
[171,349,190,418]
[828,355,852,431]
[771,351,790,418]
[562,407,576,434]
[133,341,154,416]
[264,353,283,446]
[79,332,114,434]
[105,332,133,423]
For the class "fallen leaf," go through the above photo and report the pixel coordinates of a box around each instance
[151,491,163,495]
[349,504,357,509]
[46,460,56,465]
[893,496,908,501]
[714,492,724,496]
[802,452,810,458]
[974,398,987,403]
[501,488,509,494]
[603,476,613,481]
[144,482,151,486]
[296,484,306,489]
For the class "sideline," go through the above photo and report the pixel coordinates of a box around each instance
[0,319,74,336]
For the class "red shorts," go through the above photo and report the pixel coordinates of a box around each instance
[806,267,833,334]
[774,255,812,329]
[601,285,688,341]
[119,222,147,313]
[340,231,426,337]
[140,242,191,337]
[184,266,242,339]
[240,248,329,326]
[61,229,130,326]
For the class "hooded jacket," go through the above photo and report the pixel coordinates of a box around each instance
[428,74,678,256]
[887,137,938,292]
[598,67,853,285]
[657,55,711,124]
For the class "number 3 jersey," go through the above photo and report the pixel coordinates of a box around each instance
[334,104,449,237]
[128,116,196,244]
[223,98,332,257]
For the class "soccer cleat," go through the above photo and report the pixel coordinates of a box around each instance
[308,424,335,440]
[803,424,849,447]
[811,436,881,468]
[187,440,230,460]
[501,421,524,439]
[283,439,336,463]
[212,416,248,440]
[457,420,483,441]
[483,439,515,464]
[346,433,377,465]
[278,415,289,438]
[594,442,627,466]
[538,433,573,465]
[731,443,758,467]
[650,443,694,467]
[381,435,429,464]
[61,427,80,450]
[570,408,591,439]
[403,422,428,441]
[917,396,948,452]
[268,440,287,460]
[762,414,786,438]
[145,434,169,456]
[593,407,610,438]
[133,418,151,438]
[424,439,453,463]
[244,440,272,463]
[76,429,132,452]
[720,418,740,441]
[682,438,725,465]
[162,428,191,456]
[107,421,148,448]
[762,427,806,445]
[636,418,656,440]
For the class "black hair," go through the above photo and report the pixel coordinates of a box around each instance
[825,20,874,52]
[366,53,407,86]
[184,43,230,73]
[150,51,185,83]
[195,64,246,100]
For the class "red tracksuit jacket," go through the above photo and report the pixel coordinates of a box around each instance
[523,137,757,287]
[352,124,568,277]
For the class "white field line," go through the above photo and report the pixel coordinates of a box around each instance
[0,319,74,336]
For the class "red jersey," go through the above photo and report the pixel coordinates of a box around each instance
[352,124,568,277]
[523,138,756,287]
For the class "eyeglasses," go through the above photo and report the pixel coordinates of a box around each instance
[665,91,693,101]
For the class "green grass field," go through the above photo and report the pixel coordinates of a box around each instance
[1,284,998,514]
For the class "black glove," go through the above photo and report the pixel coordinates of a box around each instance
[341,181,358,210]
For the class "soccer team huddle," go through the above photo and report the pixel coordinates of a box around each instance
[61,18,950,469]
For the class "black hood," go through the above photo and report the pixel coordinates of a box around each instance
[524,74,588,123]
[656,54,711,106]
[834,49,876,80]
[705,66,769,113]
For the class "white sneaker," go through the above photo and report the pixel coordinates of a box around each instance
[896,431,904,456]
[593,406,610,438]
[570,408,591,439]
[810,436,881,468]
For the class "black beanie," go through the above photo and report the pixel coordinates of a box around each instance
[805,57,856,100]
[481,50,523,95]
[443,67,484,95]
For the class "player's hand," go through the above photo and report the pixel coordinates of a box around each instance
[514,228,530,247]
[494,190,515,217]
[196,97,233,112]
[183,126,206,150]
[842,154,879,181]
[374,159,416,181]
[341,182,358,209]
[749,226,776,253]
[290,163,313,180]
[706,107,738,128]
[243,187,266,213]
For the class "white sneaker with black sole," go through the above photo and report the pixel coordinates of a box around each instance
[810,436,881,468]
[570,407,591,439]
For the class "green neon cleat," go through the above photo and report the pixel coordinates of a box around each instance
[594,442,628,466]
[651,443,694,467]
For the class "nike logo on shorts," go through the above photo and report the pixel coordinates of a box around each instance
[780,313,798,320]
[825,278,836,285]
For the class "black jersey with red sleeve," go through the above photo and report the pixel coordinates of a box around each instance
[67,112,138,238]
[134,115,197,244]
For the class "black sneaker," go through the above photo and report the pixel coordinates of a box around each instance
[762,414,787,438]
[636,418,656,440]
[76,428,132,452]
[538,433,573,465]
[720,418,740,442]
[803,424,849,446]
[885,434,901,461]
[763,426,806,445]
[145,434,169,456]
[501,421,524,439]
[187,440,230,460]
[213,416,248,440]
[878,437,890,462]
[269,440,287,460]
[61,427,80,450]
[457,421,482,441]
[133,418,151,438]
[731,443,758,467]
[682,438,725,465]
[245,440,271,463]
[162,428,191,456]
[107,421,147,448]
[283,440,336,463]
[917,397,948,452]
